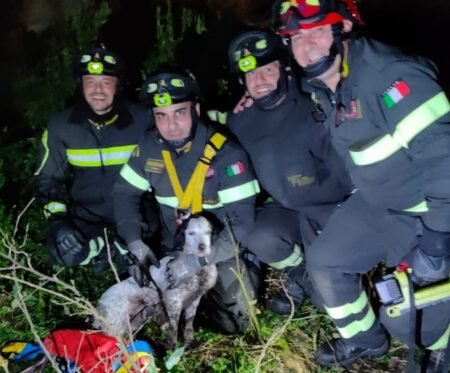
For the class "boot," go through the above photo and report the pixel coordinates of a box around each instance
[315,338,389,367]
[267,274,306,314]
[421,350,449,373]
[266,263,309,314]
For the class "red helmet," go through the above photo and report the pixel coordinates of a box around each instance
[273,0,364,36]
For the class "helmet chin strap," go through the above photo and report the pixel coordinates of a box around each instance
[165,138,191,148]
[302,24,344,79]
[253,67,288,110]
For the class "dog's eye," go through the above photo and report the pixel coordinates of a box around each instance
[187,231,195,236]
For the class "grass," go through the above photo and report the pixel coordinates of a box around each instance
[0,207,410,373]
[0,268,409,372]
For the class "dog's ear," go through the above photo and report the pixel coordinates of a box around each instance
[210,221,222,243]
[173,218,189,250]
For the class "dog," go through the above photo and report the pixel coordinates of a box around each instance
[92,214,219,349]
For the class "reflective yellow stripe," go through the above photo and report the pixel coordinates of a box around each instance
[337,308,376,339]
[80,237,105,265]
[34,130,49,175]
[43,201,67,218]
[155,195,224,210]
[350,134,403,166]
[114,241,128,255]
[269,244,303,269]
[120,164,151,191]
[218,179,260,204]
[403,200,428,213]
[325,292,369,320]
[155,195,178,208]
[207,110,228,125]
[428,323,450,350]
[350,92,450,166]
[66,145,136,167]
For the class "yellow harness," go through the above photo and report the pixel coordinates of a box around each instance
[161,132,227,214]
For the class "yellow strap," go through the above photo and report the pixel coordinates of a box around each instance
[162,132,227,214]
[162,150,184,202]
[209,132,227,149]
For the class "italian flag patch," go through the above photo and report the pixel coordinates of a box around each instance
[382,80,411,109]
[226,161,245,177]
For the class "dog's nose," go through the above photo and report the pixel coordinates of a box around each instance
[198,243,206,251]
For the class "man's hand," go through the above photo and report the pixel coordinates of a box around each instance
[127,240,160,287]
[233,92,254,114]
[56,223,85,255]
[165,252,203,289]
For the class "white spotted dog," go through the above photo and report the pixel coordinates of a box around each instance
[92,214,219,348]
[151,213,219,349]
[91,275,166,338]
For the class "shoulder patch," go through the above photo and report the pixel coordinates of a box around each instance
[345,99,363,120]
[145,158,165,174]
[225,161,245,177]
[382,80,411,109]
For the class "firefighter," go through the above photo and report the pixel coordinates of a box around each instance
[35,46,156,273]
[274,0,450,370]
[226,29,352,314]
[113,66,261,334]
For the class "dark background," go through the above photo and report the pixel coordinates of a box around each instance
[1,0,450,144]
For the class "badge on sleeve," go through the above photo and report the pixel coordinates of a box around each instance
[145,158,165,174]
[225,161,245,177]
[382,80,411,109]
[345,99,363,120]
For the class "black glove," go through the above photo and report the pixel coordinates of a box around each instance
[419,225,450,257]
[127,240,160,287]
[55,222,85,257]
[405,246,450,287]
[406,225,450,286]
[166,252,205,289]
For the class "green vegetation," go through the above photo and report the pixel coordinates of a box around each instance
[141,1,206,75]
[0,2,407,372]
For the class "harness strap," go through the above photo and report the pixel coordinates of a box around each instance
[162,132,227,214]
